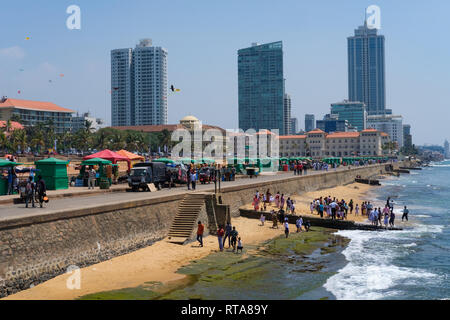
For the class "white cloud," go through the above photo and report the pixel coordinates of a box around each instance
[0,46,26,59]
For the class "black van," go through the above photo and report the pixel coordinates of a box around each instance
[128,162,167,191]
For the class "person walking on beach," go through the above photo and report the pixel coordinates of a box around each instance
[217,225,225,252]
[389,210,395,227]
[330,201,337,220]
[296,216,303,233]
[377,207,383,226]
[310,202,314,215]
[284,220,290,238]
[272,210,278,229]
[349,199,354,215]
[230,227,239,252]
[402,206,409,222]
[197,221,204,247]
[260,213,266,226]
[223,222,233,248]
[384,210,389,229]
[355,204,360,216]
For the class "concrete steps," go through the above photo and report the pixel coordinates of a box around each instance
[167,193,206,244]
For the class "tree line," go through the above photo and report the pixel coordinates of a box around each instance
[0,119,175,155]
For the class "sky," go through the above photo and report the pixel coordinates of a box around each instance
[0,0,449,145]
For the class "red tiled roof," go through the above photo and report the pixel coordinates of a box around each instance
[0,98,74,113]
[279,135,307,139]
[362,128,378,132]
[308,129,325,134]
[381,132,389,137]
[327,132,360,139]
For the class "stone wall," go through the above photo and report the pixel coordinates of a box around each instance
[0,163,396,298]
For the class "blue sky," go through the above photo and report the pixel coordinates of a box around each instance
[0,0,449,145]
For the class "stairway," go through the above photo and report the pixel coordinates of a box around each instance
[167,193,206,244]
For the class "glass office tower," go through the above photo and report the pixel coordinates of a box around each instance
[331,100,367,131]
[238,41,285,134]
[348,22,385,115]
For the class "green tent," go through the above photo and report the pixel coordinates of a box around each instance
[0,160,23,195]
[81,158,112,166]
[35,157,70,190]
[0,160,23,167]
[152,158,174,164]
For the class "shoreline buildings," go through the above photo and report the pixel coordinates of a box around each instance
[0,97,74,134]
[111,39,168,127]
[238,42,287,135]
[279,128,390,158]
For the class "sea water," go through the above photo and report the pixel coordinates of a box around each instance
[323,161,450,300]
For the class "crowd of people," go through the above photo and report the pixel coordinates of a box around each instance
[250,189,409,230]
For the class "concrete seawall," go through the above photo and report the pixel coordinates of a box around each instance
[0,162,398,297]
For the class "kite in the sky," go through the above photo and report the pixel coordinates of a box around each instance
[60,74,64,77]
[113,87,119,91]
[19,69,24,72]
[17,90,21,94]
[48,80,53,83]
[25,37,31,40]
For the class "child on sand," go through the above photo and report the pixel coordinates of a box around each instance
[237,238,243,253]
[260,213,265,226]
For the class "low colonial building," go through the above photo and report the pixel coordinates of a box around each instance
[0,97,74,134]
[279,128,390,158]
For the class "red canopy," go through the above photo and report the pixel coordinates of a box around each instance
[83,149,131,170]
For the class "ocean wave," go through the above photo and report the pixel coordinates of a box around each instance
[323,228,443,299]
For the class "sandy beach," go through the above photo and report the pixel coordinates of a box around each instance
[4,181,381,300]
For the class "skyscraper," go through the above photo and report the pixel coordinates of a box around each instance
[348,21,386,115]
[331,100,367,131]
[305,114,315,132]
[290,117,298,134]
[284,93,292,135]
[238,41,285,134]
[111,39,168,127]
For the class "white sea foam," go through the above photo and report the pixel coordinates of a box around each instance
[324,226,443,300]
[402,243,417,248]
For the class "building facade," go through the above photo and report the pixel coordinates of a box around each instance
[348,22,386,115]
[290,117,298,135]
[403,124,412,149]
[305,114,315,132]
[279,128,390,158]
[0,97,74,134]
[111,39,168,127]
[367,114,403,148]
[330,100,367,131]
[238,42,286,134]
[283,94,291,135]
[316,114,349,133]
[72,112,105,132]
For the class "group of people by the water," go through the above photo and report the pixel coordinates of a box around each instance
[197,221,243,253]
[252,190,297,214]
[249,188,410,230]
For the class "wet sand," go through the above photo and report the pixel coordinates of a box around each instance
[4,182,379,300]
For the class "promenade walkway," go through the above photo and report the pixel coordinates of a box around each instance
[0,165,383,224]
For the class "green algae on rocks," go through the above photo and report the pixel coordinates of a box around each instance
[79,227,349,300]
